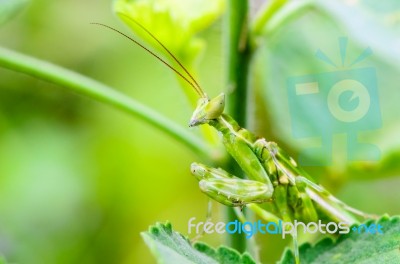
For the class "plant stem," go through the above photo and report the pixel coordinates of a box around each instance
[224,0,250,253]
[0,46,210,158]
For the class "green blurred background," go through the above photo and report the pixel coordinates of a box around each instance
[0,0,399,263]
[0,0,224,263]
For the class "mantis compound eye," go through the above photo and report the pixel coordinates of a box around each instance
[190,162,207,180]
[204,93,225,119]
[189,93,225,127]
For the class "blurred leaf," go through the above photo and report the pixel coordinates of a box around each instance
[254,0,400,182]
[314,0,400,71]
[251,0,289,36]
[280,215,400,264]
[0,0,29,26]
[142,222,256,264]
[251,0,313,39]
[113,0,225,103]
[347,149,400,180]
[307,0,400,180]
[114,0,225,62]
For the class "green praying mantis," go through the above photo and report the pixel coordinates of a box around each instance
[93,15,375,264]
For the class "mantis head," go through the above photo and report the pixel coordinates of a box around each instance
[189,93,225,127]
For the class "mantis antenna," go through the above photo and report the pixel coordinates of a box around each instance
[91,20,207,98]
[117,13,205,97]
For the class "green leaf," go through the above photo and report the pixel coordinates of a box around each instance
[254,0,400,181]
[251,0,289,36]
[250,0,315,40]
[113,0,225,103]
[114,0,225,62]
[141,222,256,264]
[279,215,400,264]
[314,0,400,71]
[0,0,29,26]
